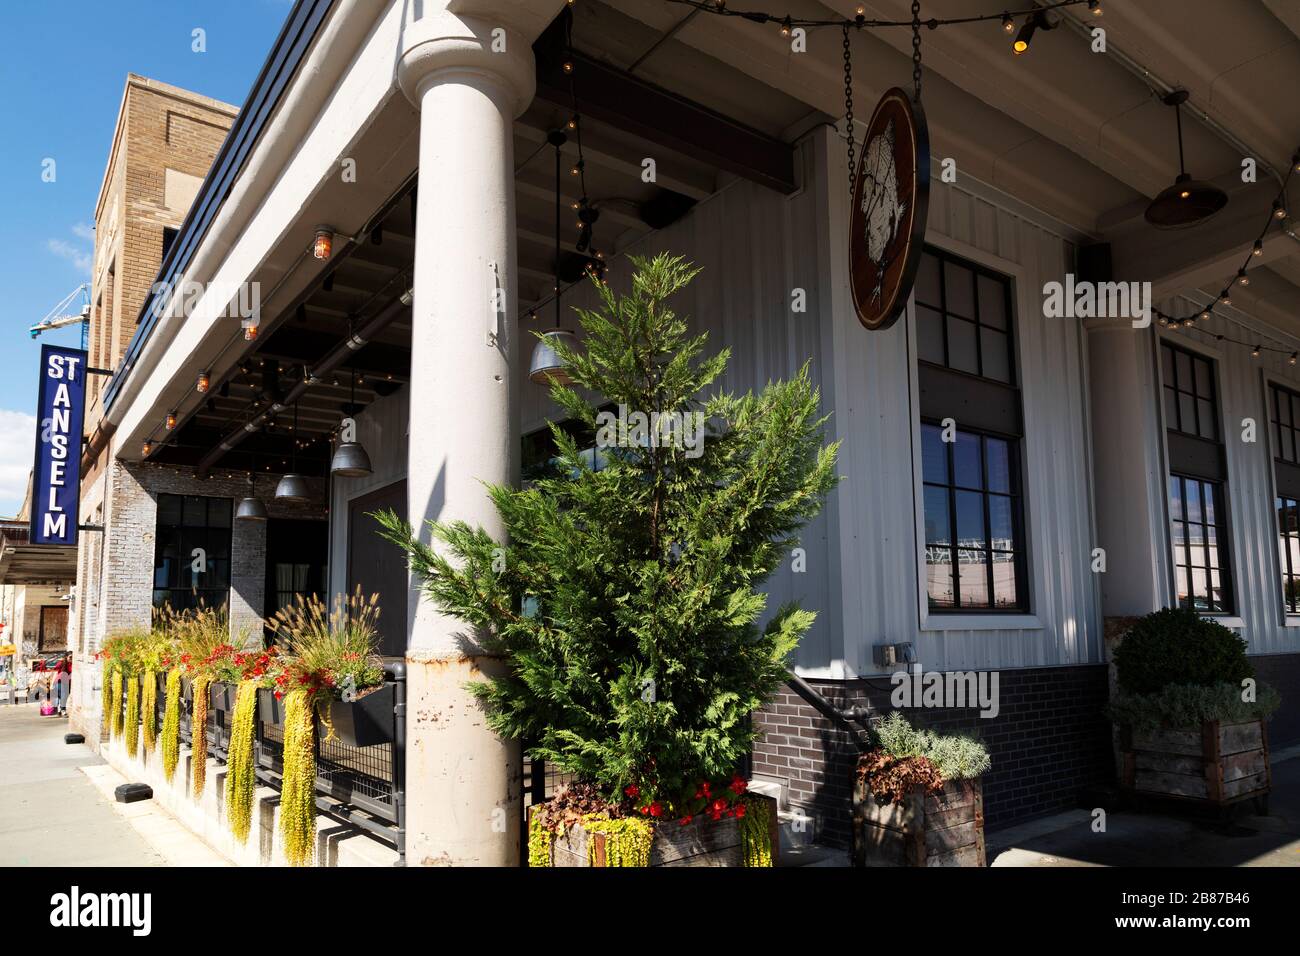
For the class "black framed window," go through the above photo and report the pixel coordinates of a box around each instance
[152,494,232,611]
[1168,475,1233,613]
[921,424,1026,611]
[1270,382,1300,465]
[1161,342,1218,440]
[915,248,1027,613]
[1277,497,1300,613]
[915,247,1016,385]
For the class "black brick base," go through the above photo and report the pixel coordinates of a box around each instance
[752,664,1114,848]
[1252,653,1300,748]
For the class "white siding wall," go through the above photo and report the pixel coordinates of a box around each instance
[1153,300,1300,656]
[820,129,1101,676]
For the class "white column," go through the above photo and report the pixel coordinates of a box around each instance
[397,9,536,867]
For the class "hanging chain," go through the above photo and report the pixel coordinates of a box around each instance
[843,24,855,199]
[911,1,923,101]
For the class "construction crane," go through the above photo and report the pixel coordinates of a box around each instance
[29,284,91,350]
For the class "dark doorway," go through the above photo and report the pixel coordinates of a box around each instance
[347,480,408,658]
[264,519,328,631]
[38,605,68,652]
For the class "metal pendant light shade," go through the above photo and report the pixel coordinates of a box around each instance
[529,329,579,385]
[1146,90,1228,230]
[235,495,267,521]
[330,441,373,478]
[274,473,311,502]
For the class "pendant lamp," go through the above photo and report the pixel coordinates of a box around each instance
[275,404,310,502]
[1145,90,1228,229]
[330,368,373,477]
[235,467,267,521]
[529,129,580,386]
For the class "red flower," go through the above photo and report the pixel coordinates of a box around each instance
[679,815,693,826]
[711,798,727,813]
[274,691,283,700]
[734,803,747,818]
[648,802,663,818]
[624,784,640,799]
[729,774,747,795]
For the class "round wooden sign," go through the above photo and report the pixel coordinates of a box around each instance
[850,88,930,331]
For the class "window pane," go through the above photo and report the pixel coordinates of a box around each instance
[954,433,982,489]
[947,316,978,374]
[989,495,1014,546]
[1194,358,1211,398]
[921,425,948,484]
[944,260,976,318]
[991,552,1017,607]
[986,438,1011,493]
[1185,480,1202,523]
[1197,399,1216,440]
[1178,393,1196,435]
[926,553,956,608]
[1168,476,1183,520]
[1175,566,1189,607]
[208,500,232,528]
[977,275,1007,329]
[157,494,182,527]
[980,328,1011,383]
[1176,351,1193,393]
[916,253,942,308]
[1282,427,1294,463]
[1171,520,1186,549]
[917,305,945,364]
[1202,483,1217,524]
[955,491,987,549]
[1279,390,1293,427]
[1161,346,1175,388]
[1163,388,1179,430]
[957,550,990,607]
[183,495,206,527]
[923,486,951,546]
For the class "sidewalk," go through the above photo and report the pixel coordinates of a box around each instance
[0,703,226,867]
[988,748,1300,867]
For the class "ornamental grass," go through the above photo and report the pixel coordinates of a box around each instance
[190,674,213,797]
[140,671,158,755]
[109,669,124,738]
[123,676,140,758]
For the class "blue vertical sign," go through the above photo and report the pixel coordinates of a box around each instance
[30,345,87,546]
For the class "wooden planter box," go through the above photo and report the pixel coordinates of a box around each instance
[531,794,778,867]
[256,688,285,727]
[1120,719,1271,811]
[209,681,238,713]
[853,777,986,867]
[326,683,395,747]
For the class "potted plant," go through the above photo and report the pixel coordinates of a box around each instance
[267,590,389,747]
[852,713,991,867]
[378,254,838,866]
[1109,608,1280,813]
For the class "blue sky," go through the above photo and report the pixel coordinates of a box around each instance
[0,1,291,515]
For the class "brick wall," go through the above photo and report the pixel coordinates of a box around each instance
[753,664,1114,847]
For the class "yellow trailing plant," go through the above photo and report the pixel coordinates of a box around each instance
[100,666,116,737]
[738,795,774,867]
[109,669,124,738]
[190,674,213,797]
[123,676,140,758]
[583,815,654,867]
[141,672,158,755]
[280,688,317,866]
[225,680,259,843]
[161,669,182,782]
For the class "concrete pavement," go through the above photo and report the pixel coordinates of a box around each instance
[0,702,225,867]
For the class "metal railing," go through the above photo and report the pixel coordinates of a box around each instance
[153,664,406,863]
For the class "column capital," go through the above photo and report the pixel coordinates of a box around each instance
[397,10,536,116]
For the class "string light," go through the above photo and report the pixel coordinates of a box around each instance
[780,16,792,37]
[1001,13,1015,32]
[1274,199,1288,220]
[1253,240,1264,257]
[1291,353,1298,367]
[1087,0,1102,16]
[1237,269,1250,287]
[1253,345,1262,358]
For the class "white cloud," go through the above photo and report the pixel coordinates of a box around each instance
[0,410,36,517]
[71,222,95,241]
[47,237,92,275]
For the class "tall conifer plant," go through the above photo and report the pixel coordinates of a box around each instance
[377,254,838,805]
